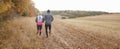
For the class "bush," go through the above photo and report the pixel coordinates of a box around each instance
[61,17,66,19]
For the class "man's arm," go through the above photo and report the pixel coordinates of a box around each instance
[42,16,45,23]
[51,15,54,22]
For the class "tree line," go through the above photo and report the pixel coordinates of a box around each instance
[42,10,109,19]
[0,0,39,21]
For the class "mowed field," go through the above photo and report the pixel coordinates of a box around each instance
[0,14,120,49]
[40,14,120,49]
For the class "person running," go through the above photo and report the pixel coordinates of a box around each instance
[44,10,54,38]
[35,13,44,36]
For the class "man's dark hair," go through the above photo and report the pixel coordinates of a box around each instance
[47,10,50,13]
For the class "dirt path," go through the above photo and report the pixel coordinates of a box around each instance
[2,14,120,49]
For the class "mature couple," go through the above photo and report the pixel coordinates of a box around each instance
[35,10,54,38]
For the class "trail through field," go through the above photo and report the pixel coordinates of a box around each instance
[2,14,120,49]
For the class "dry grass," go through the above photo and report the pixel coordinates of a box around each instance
[0,17,40,49]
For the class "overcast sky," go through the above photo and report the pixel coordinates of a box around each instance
[32,0,120,13]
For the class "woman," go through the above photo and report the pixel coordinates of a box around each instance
[35,13,44,35]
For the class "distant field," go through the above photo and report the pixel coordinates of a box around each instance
[62,14,120,39]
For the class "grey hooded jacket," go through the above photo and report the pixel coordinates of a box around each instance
[44,13,54,25]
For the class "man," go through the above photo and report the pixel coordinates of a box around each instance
[44,10,54,38]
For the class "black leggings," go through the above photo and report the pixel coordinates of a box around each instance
[37,25,42,32]
[45,24,51,37]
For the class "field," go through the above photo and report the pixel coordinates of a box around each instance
[0,14,120,49]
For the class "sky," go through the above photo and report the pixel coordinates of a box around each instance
[32,0,120,13]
